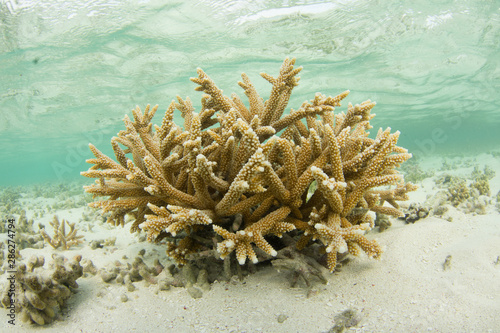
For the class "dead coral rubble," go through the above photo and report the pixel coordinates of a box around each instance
[82,58,415,273]
[11,210,45,250]
[433,166,495,215]
[0,254,83,325]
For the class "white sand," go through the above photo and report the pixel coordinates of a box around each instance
[3,153,500,332]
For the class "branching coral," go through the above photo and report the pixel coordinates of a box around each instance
[82,58,415,272]
[39,216,84,250]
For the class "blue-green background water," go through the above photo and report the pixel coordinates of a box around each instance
[0,0,499,186]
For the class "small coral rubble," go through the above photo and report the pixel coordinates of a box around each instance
[82,58,415,273]
[433,165,495,215]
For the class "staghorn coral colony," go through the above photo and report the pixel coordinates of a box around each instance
[81,58,416,273]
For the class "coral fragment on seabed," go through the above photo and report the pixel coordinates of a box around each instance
[39,215,84,250]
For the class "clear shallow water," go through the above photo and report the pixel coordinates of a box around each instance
[0,0,499,186]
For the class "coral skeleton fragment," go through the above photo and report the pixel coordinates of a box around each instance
[82,58,415,272]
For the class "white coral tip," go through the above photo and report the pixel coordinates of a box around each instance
[314,223,325,230]
[238,181,249,190]
[144,185,156,194]
[338,244,348,253]
[226,240,235,249]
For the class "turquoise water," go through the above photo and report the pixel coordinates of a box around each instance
[0,0,499,186]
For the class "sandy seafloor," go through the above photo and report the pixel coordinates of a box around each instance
[1,153,499,333]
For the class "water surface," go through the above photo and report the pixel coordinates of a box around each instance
[1,0,499,185]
